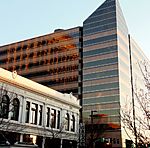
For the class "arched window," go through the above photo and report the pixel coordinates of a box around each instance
[0,95,9,119]
[65,113,70,131]
[71,115,75,132]
[11,98,20,121]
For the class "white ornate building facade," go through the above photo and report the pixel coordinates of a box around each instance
[0,68,80,148]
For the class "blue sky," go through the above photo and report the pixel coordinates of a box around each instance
[0,0,150,59]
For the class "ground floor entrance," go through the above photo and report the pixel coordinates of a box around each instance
[0,131,77,148]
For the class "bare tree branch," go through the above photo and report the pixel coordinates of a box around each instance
[121,61,150,146]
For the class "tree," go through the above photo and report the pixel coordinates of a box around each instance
[121,61,150,147]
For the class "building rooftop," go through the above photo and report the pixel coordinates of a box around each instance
[0,68,80,108]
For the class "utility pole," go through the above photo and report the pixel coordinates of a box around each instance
[90,110,97,148]
[128,34,138,147]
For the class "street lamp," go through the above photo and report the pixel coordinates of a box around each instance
[90,110,97,148]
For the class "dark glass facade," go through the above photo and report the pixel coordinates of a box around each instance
[83,0,119,119]
[83,0,130,147]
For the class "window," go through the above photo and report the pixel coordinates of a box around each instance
[50,109,56,128]
[113,138,116,144]
[57,111,60,129]
[11,98,20,121]
[0,95,9,119]
[46,107,50,127]
[110,138,112,143]
[25,101,30,123]
[70,115,75,132]
[65,113,70,131]
[31,103,38,124]
[117,139,119,144]
[38,105,43,126]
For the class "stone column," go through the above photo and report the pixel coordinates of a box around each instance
[42,137,46,148]
[60,139,63,148]
[37,104,40,125]
[20,134,23,142]
[43,102,46,127]
[20,96,25,123]
[29,101,32,123]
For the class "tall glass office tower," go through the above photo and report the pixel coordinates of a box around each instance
[83,0,132,147]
